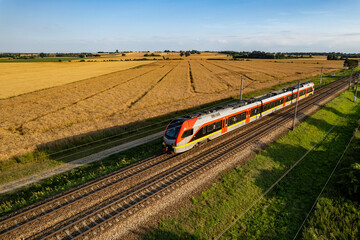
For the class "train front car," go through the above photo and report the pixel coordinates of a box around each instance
[163,117,198,153]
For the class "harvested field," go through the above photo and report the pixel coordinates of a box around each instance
[0,61,153,98]
[0,57,344,162]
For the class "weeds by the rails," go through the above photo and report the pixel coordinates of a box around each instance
[143,89,360,240]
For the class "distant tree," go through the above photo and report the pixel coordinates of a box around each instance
[79,54,85,58]
[115,49,119,53]
[122,53,126,56]
[39,52,46,58]
[180,51,184,57]
[190,50,200,54]
[327,54,339,60]
[185,51,190,57]
[164,50,170,52]
[344,59,359,69]
[275,52,285,59]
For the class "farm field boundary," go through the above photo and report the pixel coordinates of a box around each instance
[142,89,360,239]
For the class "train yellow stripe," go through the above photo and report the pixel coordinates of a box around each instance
[174,93,311,150]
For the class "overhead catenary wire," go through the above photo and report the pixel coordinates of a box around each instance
[214,108,349,240]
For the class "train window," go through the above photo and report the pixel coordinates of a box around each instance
[191,127,206,142]
[293,93,298,99]
[286,95,292,101]
[165,119,185,140]
[300,90,305,96]
[307,88,313,93]
[240,112,246,120]
[181,129,193,138]
[251,107,259,116]
[229,116,236,126]
[207,123,216,133]
[215,121,222,130]
[263,103,269,111]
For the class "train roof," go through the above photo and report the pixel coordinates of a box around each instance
[183,82,313,121]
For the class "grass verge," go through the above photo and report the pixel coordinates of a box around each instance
[301,120,360,239]
[143,89,360,239]
[2,69,356,186]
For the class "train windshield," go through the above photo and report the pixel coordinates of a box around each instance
[165,119,185,140]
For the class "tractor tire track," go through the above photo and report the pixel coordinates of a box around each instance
[127,62,180,109]
[188,61,198,93]
[196,60,233,90]
[206,60,257,82]
[220,61,278,79]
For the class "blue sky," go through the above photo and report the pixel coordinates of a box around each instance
[0,0,359,53]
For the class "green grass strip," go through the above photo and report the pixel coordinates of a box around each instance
[143,90,360,240]
[300,121,360,239]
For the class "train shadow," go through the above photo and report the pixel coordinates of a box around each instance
[28,96,236,165]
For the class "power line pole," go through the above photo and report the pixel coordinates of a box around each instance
[319,67,323,86]
[354,79,359,102]
[349,68,353,90]
[292,80,301,131]
[240,76,243,101]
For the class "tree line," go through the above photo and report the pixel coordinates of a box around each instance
[220,51,313,60]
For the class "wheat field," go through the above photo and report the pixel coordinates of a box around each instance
[0,61,154,99]
[0,55,344,161]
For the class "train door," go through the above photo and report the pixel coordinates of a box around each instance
[245,110,250,123]
[222,118,228,134]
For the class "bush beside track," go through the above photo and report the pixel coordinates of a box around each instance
[143,90,360,239]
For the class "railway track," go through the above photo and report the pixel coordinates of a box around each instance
[0,76,353,239]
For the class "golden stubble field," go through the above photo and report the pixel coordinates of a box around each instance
[0,61,154,99]
[0,55,344,161]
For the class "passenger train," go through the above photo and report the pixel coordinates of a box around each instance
[163,82,314,153]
